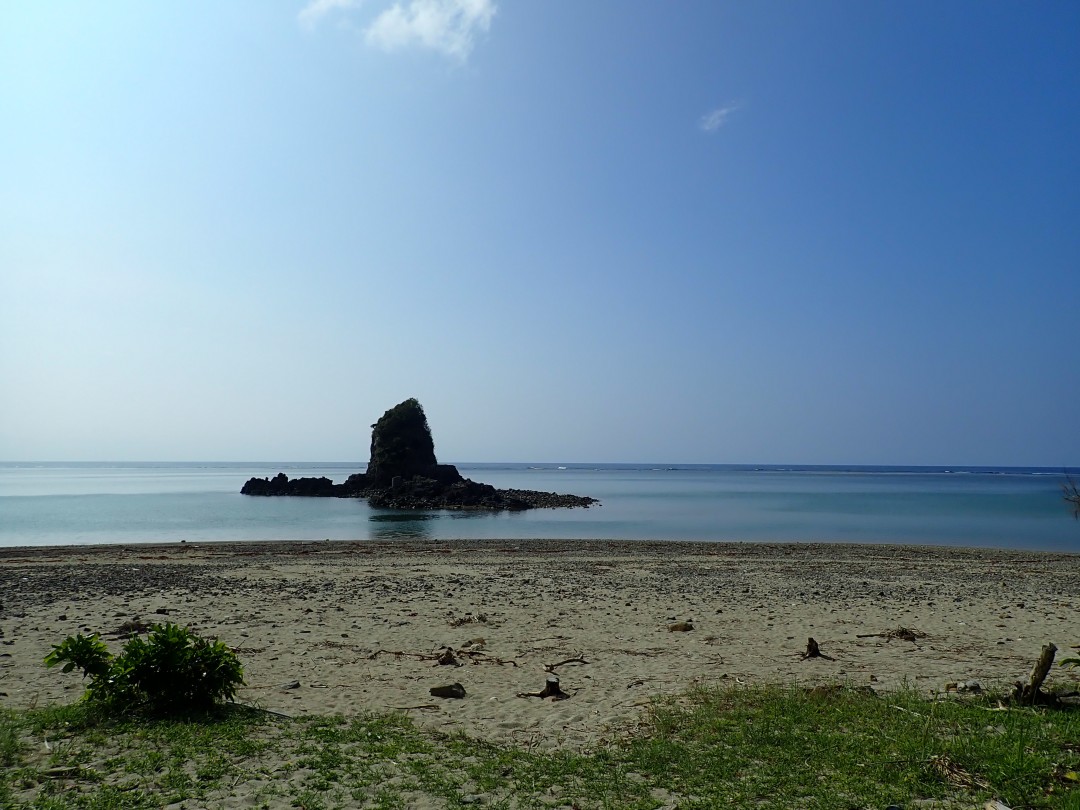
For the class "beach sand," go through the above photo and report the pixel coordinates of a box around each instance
[2,540,1079,749]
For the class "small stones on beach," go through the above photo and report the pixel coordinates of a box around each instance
[449,613,488,627]
[112,618,150,637]
[430,682,467,699]
[944,680,982,694]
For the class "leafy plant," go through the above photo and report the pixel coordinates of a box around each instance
[43,633,111,678]
[45,623,244,715]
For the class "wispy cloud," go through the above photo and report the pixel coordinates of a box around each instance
[699,103,740,133]
[298,0,364,29]
[365,0,496,61]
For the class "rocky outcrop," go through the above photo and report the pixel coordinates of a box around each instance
[366,479,596,511]
[365,398,455,488]
[241,398,598,511]
[241,474,343,497]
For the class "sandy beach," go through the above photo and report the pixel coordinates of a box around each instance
[2,540,1079,749]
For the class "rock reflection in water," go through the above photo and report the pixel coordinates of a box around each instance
[368,511,436,540]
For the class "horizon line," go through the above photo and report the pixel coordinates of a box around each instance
[2,460,1077,471]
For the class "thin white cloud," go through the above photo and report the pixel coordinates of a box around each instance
[700,103,740,133]
[364,0,496,61]
[298,0,363,29]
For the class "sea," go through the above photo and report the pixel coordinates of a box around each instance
[1,462,1078,552]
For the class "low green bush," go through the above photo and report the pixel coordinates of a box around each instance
[45,622,244,716]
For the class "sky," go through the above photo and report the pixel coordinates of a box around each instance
[2,1,1078,466]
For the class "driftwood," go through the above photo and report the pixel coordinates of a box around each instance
[856,627,925,643]
[801,637,835,661]
[1012,643,1058,705]
[368,646,516,667]
[369,649,430,661]
[543,656,590,673]
[518,675,570,700]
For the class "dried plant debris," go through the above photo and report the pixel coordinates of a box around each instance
[857,627,927,642]
[448,613,489,628]
[369,646,518,667]
[110,618,151,638]
[928,753,989,790]
[543,656,590,673]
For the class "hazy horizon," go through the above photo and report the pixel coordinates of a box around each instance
[3,459,1077,471]
[3,2,1078,467]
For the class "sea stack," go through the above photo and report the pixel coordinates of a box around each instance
[241,398,597,511]
[364,398,463,489]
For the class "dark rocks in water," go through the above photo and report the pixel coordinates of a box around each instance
[241,473,343,497]
[367,478,596,511]
[241,398,597,511]
[241,471,377,497]
[368,478,524,510]
[243,471,597,511]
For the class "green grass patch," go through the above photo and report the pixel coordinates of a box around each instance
[1,686,1077,809]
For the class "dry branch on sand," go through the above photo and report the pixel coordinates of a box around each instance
[856,627,926,642]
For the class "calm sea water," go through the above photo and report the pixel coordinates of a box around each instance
[1,462,1077,551]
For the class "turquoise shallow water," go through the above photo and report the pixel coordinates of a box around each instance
[1,462,1077,551]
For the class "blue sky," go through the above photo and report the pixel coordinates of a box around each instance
[2,1,1078,465]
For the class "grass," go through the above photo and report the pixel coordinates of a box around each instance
[1,686,1077,809]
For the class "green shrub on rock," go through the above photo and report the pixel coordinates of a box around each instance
[45,623,244,715]
[366,397,439,486]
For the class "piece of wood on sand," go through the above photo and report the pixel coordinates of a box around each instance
[1012,642,1057,705]
[801,637,836,661]
[543,656,589,673]
[518,675,570,700]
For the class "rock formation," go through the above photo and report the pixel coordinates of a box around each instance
[241,398,597,511]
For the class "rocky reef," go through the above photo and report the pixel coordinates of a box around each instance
[241,399,597,511]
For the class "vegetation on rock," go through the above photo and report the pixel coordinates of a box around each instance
[366,398,440,487]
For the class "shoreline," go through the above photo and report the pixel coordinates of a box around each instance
[3,539,1079,748]
[4,535,1079,556]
